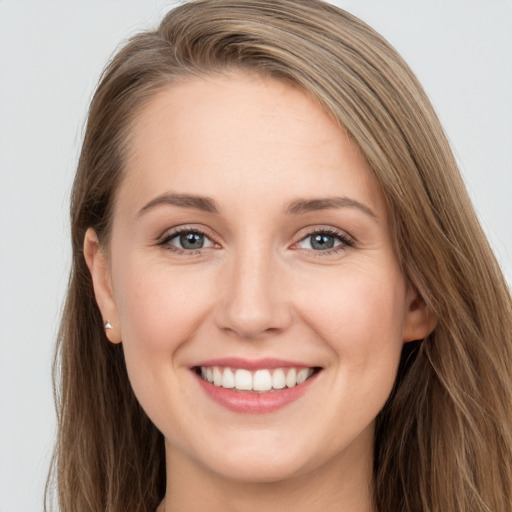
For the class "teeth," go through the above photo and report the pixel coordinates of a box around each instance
[222,368,235,389]
[285,368,297,388]
[213,367,223,386]
[253,370,272,391]
[199,366,315,392]
[235,369,253,390]
[272,368,286,389]
[296,368,310,384]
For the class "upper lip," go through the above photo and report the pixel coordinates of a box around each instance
[192,357,318,371]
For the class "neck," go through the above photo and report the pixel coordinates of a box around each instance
[159,435,375,512]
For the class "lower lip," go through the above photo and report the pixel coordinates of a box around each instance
[195,371,318,414]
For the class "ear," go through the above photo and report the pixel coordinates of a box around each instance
[83,228,122,344]
[402,286,437,342]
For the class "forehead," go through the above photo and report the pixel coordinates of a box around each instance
[117,71,385,218]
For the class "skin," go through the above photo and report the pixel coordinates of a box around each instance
[84,72,436,512]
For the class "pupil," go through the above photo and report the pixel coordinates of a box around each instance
[311,234,334,250]
[180,232,204,249]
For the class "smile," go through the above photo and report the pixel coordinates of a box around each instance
[197,366,316,393]
[193,360,322,414]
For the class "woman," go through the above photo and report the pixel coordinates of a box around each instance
[46,1,512,511]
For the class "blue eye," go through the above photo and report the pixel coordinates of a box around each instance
[178,232,206,250]
[162,230,215,251]
[296,230,352,251]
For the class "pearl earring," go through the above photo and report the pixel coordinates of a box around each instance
[104,321,113,330]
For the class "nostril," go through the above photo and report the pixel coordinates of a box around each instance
[214,267,292,339]
[221,325,283,342]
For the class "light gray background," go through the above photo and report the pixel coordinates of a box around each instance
[1,1,511,510]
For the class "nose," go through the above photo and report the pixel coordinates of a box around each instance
[215,246,292,340]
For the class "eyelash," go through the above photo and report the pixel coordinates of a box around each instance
[157,226,218,255]
[157,226,355,256]
[294,227,355,257]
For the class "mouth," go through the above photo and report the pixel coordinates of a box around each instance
[194,365,320,393]
[192,359,322,413]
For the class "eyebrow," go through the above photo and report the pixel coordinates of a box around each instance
[285,197,377,219]
[137,192,376,220]
[137,193,220,217]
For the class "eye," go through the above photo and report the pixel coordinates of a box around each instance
[160,229,216,252]
[295,229,353,252]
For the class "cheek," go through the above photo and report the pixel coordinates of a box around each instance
[112,255,215,360]
[299,262,406,336]
[110,255,219,434]
[295,262,407,391]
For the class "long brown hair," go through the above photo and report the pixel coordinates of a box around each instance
[47,1,512,510]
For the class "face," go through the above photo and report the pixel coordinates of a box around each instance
[85,72,433,484]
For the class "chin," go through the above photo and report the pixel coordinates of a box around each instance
[187,432,327,484]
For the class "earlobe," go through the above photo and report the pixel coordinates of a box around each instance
[403,287,438,342]
[83,228,122,344]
